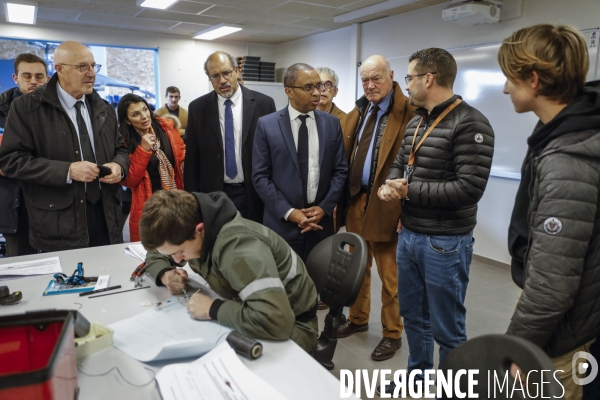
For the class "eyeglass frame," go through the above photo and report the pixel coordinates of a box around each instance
[286,83,326,93]
[19,72,47,82]
[208,69,236,83]
[59,63,102,74]
[404,72,437,85]
[321,81,336,90]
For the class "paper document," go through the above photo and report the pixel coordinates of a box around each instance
[157,341,289,400]
[0,256,62,279]
[110,297,231,362]
[124,243,147,262]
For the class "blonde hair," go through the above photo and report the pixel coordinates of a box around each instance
[498,24,588,104]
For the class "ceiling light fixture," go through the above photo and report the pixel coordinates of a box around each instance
[193,23,242,40]
[136,0,179,10]
[334,0,421,23]
[4,0,38,25]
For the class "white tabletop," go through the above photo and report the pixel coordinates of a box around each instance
[0,244,353,400]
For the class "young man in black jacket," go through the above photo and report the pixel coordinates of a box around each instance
[500,24,600,400]
[0,53,48,256]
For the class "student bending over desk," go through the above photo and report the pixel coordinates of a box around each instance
[139,189,319,352]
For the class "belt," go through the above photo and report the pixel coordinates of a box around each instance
[224,182,244,187]
[296,301,318,322]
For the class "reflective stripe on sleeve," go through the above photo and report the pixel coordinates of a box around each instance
[238,277,285,301]
[282,247,298,286]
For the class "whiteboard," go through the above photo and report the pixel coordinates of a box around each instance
[376,28,599,180]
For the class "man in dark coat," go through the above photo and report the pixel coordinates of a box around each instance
[0,53,48,256]
[0,41,129,251]
[184,51,275,223]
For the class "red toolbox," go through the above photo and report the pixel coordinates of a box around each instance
[0,310,78,400]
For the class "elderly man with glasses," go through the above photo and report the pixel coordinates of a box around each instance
[252,63,347,263]
[184,51,275,223]
[316,67,347,131]
[0,41,129,252]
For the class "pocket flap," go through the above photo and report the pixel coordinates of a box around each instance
[32,195,74,211]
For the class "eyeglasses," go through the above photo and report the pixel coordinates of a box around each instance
[405,72,436,85]
[287,83,326,93]
[321,81,336,90]
[59,63,102,73]
[209,69,234,83]
[20,73,46,82]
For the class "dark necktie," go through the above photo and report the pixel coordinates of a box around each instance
[349,105,380,197]
[224,99,237,179]
[74,101,101,204]
[297,114,309,206]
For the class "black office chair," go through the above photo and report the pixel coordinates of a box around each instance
[439,334,564,399]
[305,232,367,370]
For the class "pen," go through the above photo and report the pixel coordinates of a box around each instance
[89,286,151,298]
[79,285,122,297]
[130,262,146,281]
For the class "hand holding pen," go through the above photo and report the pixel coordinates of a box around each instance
[160,269,189,295]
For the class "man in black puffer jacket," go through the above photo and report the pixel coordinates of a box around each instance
[377,48,494,396]
[500,24,600,400]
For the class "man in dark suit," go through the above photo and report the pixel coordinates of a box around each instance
[252,63,348,261]
[184,51,275,223]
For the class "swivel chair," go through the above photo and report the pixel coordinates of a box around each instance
[305,232,367,370]
[439,334,564,399]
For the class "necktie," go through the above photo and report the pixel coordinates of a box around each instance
[297,114,309,206]
[224,99,237,179]
[349,105,380,197]
[75,101,101,204]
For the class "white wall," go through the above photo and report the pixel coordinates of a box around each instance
[0,22,275,110]
[274,25,358,114]
[355,0,600,264]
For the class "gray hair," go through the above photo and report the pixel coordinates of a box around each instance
[283,63,315,87]
[316,67,339,87]
[203,51,238,76]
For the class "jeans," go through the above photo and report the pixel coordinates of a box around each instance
[397,227,474,377]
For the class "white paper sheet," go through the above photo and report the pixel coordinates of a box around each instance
[156,341,289,400]
[109,297,231,362]
[124,243,147,262]
[0,256,62,279]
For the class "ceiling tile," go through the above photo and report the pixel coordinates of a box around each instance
[187,0,290,11]
[201,5,304,24]
[38,0,140,17]
[297,0,357,7]
[37,7,80,21]
[167,1,213,14]
[168,22,212,33]
[269,1,341,20]
[136,8,237,24]
[292,17,347,30]
[123,18,181,29]
[241,21,320,36]
[419,0,449,6]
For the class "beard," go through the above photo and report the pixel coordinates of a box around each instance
[219,83,233,98]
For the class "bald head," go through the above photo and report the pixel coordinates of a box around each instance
[54,41,93,64]
[360,55,391,76]
[204,51,239,98]
[54,41,97,100]
[360,55,394,105]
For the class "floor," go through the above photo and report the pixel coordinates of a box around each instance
[316,256,522,399]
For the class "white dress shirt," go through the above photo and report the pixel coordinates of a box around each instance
[57,82,95,184]
[284,104,320,220]
[217,87,244,184]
